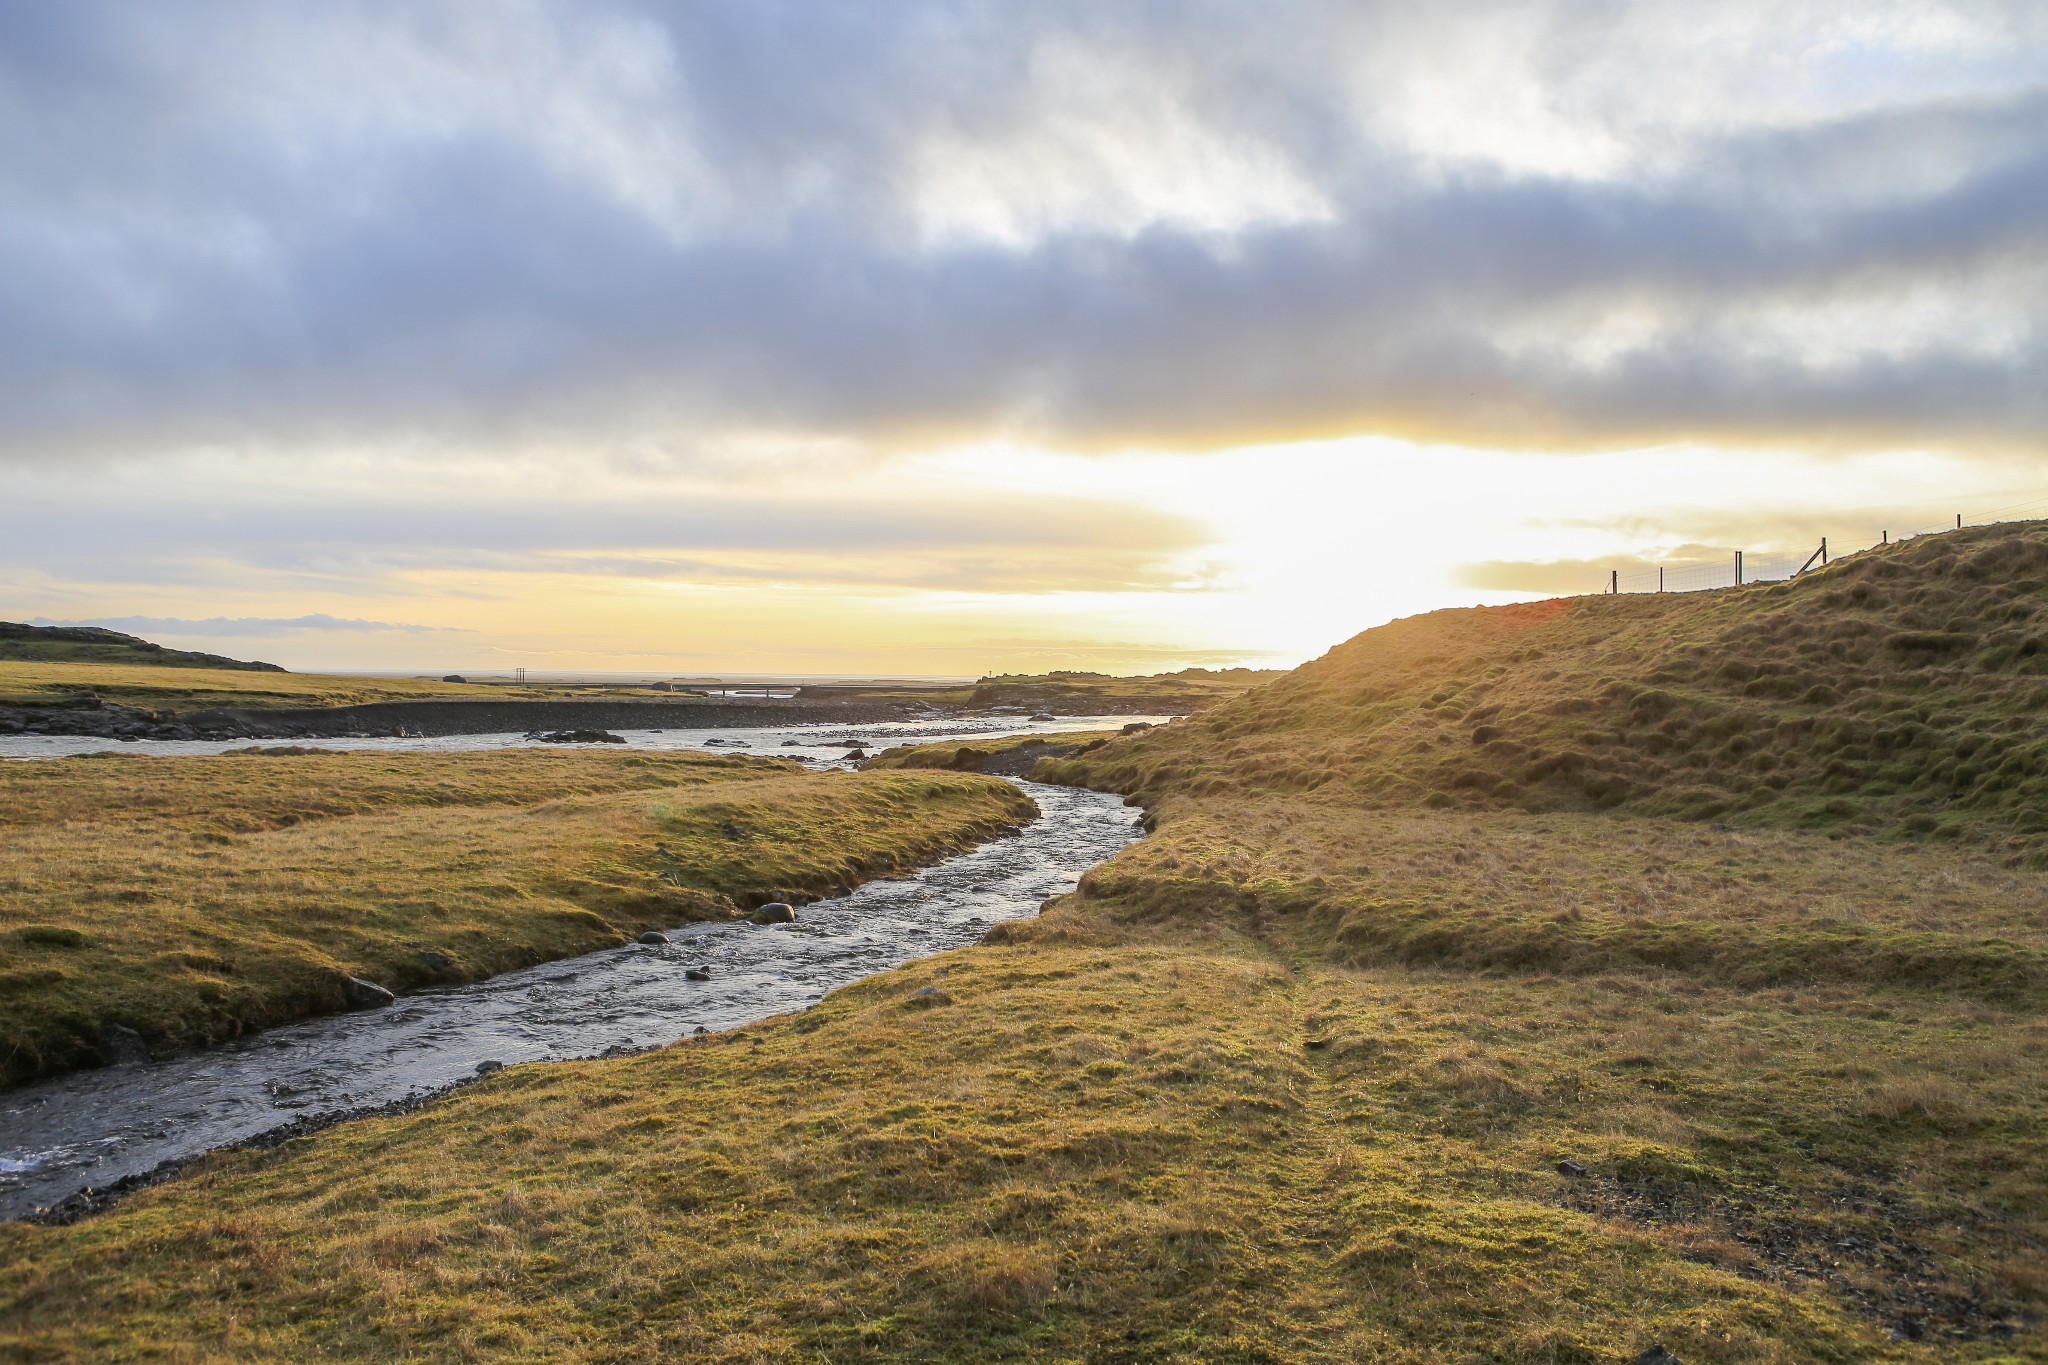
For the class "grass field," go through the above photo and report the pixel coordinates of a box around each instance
[876,669,1276,714]
[1044,523,2048,860]
[2,527,2044,1360]
[0,749,1033,1086]
[3,921,2039,1360]
[0,660,641,713]
[861,729,1124,772]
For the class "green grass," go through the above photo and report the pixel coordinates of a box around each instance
[0,749,1033,1085]
[0,623,281,671]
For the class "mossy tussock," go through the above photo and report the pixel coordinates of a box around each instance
[1045,521,2048,858]
[0,749,1033,1086]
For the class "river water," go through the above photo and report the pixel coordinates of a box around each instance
[0,722,1155,1220]
[0,712,1166,765]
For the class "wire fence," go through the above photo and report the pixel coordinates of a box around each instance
[1604,495,2048,596]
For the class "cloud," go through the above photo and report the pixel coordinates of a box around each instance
[0,463,1213,596]
[0,0,2042,462]
[29,614,466,636]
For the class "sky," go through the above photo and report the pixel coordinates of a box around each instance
[2,0,2044,675]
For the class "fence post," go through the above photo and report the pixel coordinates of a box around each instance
[1610,569,1618,595]
[1658,567,1664,593]
[1957,514,1963,530]
[1821,537,1827,565]
[1735,550,1743,585]
[1883,530,1889,545]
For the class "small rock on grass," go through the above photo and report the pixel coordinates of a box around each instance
[1557,1159,1587,1178]
[97,1022,152,1067]
[906,986,954,1006]
[342,975,395,1009]
[637,931,669,945]
[1634,1348,1682,1365]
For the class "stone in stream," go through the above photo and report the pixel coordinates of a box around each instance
[97,1022,152,1067]
[637,931,670,945]
[749,902,796,924]
[531,729,626,745]
[341,975,396,1009]
[684,966,711,981]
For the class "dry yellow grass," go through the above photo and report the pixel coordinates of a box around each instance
[3,935,2038,1360]
[0,660,652,713]
[0,748,1033,1084]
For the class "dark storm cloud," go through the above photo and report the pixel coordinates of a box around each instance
[0,0,2043,458]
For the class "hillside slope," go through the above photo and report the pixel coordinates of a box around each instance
[0,622,283,672]
[1048,521,2048,858]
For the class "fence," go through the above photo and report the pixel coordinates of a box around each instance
[1604,495,2048,596]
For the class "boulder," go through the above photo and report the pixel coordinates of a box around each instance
[1556,1159,1587,1178]
[474,1059,504,1075]
[417,949,455,972]
[684,966,712,981]
[533,728,626,745]
[97,1022,152,1067]
[749,902,796,924]
[637,931,670,945]
[441,674,467,684]
[1121,721,1153,733]
[843,749,867,762]
[341,975,395,1008]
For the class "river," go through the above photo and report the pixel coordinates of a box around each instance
[0,722,1155,1220]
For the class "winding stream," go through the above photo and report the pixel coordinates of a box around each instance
[0,778,1141,1220]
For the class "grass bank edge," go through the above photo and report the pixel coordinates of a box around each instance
[0,749,1036,1087]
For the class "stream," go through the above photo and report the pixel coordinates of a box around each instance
[0,766,1143,1221]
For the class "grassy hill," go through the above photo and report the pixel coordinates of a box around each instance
[0,622,284,671]
[874,668,1281,715]
[3,527,2043,1360]
[1048,522,2048,857]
